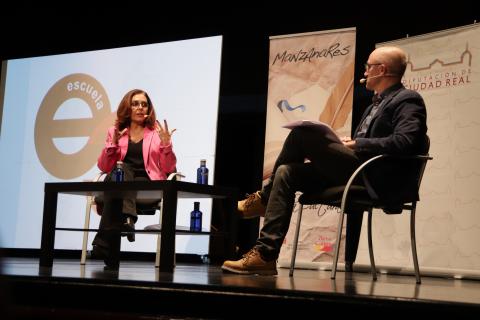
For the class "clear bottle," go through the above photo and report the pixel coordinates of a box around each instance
[196,159,209,185]
[190,202,202,232]
[114,161,124,182]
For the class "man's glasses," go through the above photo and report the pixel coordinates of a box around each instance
[364,63,382,71]
[131,101,149,109]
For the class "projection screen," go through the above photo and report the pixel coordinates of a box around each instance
[0,35,222,255]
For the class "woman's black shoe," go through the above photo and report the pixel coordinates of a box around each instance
[122,216,136,242]
[103,258,119,271]
[92,245,119,270]
[345,261,354,272]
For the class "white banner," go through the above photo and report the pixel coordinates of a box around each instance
[367,24,480,277]
[263,28,356,268]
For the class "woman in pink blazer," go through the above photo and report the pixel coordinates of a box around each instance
[92,89,177,270]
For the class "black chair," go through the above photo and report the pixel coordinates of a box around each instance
[289,143,432,284]
[80,171,184,267]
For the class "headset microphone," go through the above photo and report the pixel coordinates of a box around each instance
[360,73,400,84]
[359,74,387,84]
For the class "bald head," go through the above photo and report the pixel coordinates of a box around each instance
[371,46,407,78]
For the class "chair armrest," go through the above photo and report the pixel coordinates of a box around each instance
[340,154,432,212]
[92,172,107,182]
[379,155,433,161]
[167,172,185,181]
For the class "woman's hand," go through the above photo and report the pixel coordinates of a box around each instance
[155,120,176,145]
[113,128,128,145]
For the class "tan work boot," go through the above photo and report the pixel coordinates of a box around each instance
[221,248,277,275]
[238,191,266,219]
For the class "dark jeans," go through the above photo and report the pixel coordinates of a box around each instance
[92,164,154,251]
[255,127,363,263]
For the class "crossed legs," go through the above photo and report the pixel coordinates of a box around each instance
[91,164,149,269]
[224,127,362,274]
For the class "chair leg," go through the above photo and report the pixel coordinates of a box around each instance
[155,204,163,268]
[289,204,304,277]
[410,203,421,284]
[367,208,377,281]
[155,234,161,268]
[81,196,93,265]
[331,210,346,279]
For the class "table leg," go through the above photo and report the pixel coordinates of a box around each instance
[40,191,58,267]
[224,197,237,260]
[159,185,177,272]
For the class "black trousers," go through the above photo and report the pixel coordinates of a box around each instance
[92,164,154,251]
[256,127,363,263]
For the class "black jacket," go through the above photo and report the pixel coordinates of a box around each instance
[354,84,428,206]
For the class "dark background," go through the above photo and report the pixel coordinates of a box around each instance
[0,2,477,252]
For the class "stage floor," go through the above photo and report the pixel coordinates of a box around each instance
[2,257,480,318]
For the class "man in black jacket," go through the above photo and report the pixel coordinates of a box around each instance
[223,46,428,275]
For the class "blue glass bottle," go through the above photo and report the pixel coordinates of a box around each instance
[190,202,202,232]
[196,159,209,185]
[114,161,124,182]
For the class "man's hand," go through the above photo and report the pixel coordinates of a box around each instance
[343,139,356,149]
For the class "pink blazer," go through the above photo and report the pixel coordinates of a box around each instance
[97,126,177,180]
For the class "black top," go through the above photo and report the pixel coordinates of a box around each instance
[123,139,149,179]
